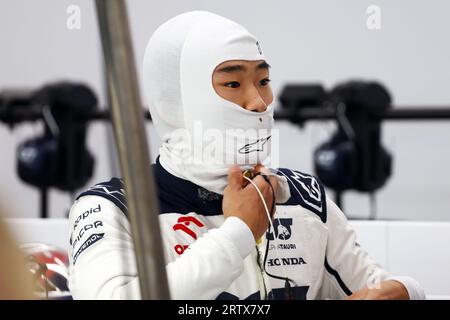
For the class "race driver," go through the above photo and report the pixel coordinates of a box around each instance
[67,11,425,300]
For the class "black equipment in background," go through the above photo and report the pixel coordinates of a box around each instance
[277,80,450,213]
[1,82,97,218]
[314,81,392,193]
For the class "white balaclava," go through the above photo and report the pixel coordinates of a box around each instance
[143,11,276,194]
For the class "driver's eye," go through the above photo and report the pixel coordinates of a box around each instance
[260,78,271,86]
[225,81,240,88]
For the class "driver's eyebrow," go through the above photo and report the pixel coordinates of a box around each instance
[216,61,271,73]
[217,64,246,73]
[256,61,271,70]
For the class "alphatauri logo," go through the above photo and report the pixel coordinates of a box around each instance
[238,136,271,154]
[267,218,293,241]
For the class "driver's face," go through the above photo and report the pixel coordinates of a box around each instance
[212,60,273,112]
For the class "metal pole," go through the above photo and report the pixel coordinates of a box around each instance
[40,187,48,219]
[95,0,170,299]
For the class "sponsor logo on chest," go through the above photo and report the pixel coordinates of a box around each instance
[267,257,307,267]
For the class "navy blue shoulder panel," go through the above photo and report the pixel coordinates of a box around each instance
[276,168,327,223]
[75,157,224,217]
[75,161,326,222]
[76,178,128,214]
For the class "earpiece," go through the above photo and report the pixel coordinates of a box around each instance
[243,169,256,180]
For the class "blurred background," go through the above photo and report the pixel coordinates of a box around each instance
[0,0,449,299]
[0,0,449,220]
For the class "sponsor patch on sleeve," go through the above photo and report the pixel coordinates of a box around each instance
[72,233,105,265]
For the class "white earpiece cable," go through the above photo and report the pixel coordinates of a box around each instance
[243,175,289,280]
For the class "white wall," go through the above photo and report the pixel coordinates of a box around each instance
[0,0,449,220]
[350,220,450,297]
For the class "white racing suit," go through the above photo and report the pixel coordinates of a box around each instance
[67,158,424,300]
